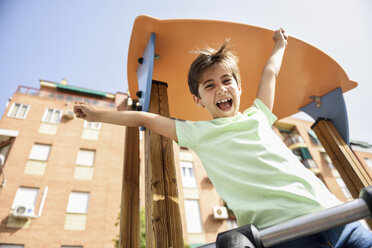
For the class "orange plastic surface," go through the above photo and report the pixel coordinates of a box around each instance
[127,15,357,121]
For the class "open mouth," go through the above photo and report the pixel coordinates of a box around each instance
[216,97,233,111]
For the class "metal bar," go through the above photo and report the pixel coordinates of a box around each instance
[260,199,370,247]
[197,198,370,248]
[136,33,156,113]
[197,243,216,248]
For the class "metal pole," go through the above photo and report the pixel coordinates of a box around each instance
[260,199,370,247]
[198,197,371,248]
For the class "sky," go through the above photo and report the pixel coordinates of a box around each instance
[0,0,371,144]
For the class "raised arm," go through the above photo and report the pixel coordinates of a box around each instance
[256,28,288,111]
[73,101,178,142]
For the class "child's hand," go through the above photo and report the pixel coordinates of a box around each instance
[73,101,99,122]
[272,28,288,47]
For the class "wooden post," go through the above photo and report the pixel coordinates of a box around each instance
[145,81,184,248]
[312,118,372,228]
[120,125,140,248]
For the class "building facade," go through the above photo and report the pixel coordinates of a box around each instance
[0,80,371,248]
[0,80,126,248]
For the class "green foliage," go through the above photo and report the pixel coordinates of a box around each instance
[114,208,190,248]
[139,208,146,248]
[113,208,146,248]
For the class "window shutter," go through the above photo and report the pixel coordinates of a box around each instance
[29,144,51,161]
[76,150,95,166]
[66,192,90,213]
[12,187,39,209]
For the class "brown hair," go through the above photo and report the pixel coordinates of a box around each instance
[188,40,241,97]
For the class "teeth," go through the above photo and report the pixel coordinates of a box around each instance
[217,98,231,104]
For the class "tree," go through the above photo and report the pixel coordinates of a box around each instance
[113,208,146,248]
[114,208,191,248]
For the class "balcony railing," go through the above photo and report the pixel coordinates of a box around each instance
[16,85,116,108]
[284,134,305,147]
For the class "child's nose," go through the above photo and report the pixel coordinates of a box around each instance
[217,84,228,94]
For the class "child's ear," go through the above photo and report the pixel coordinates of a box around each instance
[192,95,204,107]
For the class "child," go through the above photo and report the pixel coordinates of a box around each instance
[74,29,372,247]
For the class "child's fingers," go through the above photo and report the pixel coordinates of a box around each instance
[73,101,87,112]
[75,110,86,118]
[73,101,93,120]
[278,28,287,37]
[273,28,288,43]
[73,106,82,114]
[280,28,288,39]
[73,105,87,119]
[283,33,288,40]
[281,29,288,40]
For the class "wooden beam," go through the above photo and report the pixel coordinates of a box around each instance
[120,125,140,247]
[312,119,372,228]
[313,121,359,198]
[145,81,184,248]
[158,81,184,247]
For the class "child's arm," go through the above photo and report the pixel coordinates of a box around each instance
[256,28,288,111]
[73,101,178,142]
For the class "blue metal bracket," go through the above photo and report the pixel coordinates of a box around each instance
[299,87,350,145]
[136,32,156,113]
[135,33,156,131]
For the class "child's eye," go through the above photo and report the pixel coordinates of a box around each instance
[205,84,213,89]
[223,79,232,84]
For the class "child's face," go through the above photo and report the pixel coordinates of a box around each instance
[193,63,241,119]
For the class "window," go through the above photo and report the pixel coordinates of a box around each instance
[0,154,4,168]
[322,153,352,200]
[7,103,30,119]
[82,122,101,140]
[364,158,372,169]
[65,192,89,230]
[1,144,11,159]
[84,121,101,130]
[335,178,352,199]
[66,192,90,214]
[1,147,7,185]
[42,108,62,124]
[180,161,197,188]
[308,129,320,145]
[29,144,51,161]
[76,150,95,166]
[74,150,95,180]
[322,152,335,170]
[12,187,39,210]
[57,94,65,100]
[292,147,316,169]
[184,200,202,233]
[66,95,74,102]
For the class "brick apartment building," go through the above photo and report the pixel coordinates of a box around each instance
[0,79,371,248]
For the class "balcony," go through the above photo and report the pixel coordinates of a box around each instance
[16,86,116,109]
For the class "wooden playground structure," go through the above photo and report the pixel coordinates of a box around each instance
[119,15,372,247]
